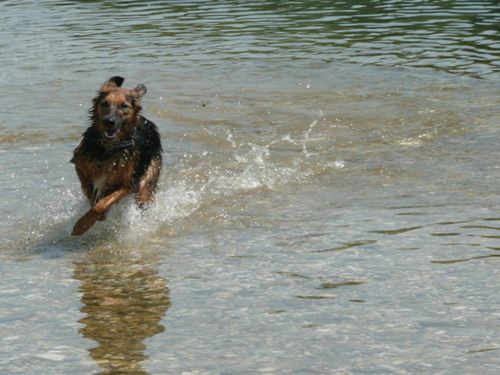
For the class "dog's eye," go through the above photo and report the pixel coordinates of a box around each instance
[121,103,130,111]
[101,100,110,108]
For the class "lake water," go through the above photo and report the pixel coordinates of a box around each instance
[0,1,499,374]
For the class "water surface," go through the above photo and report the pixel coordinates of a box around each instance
[0,1,499,374]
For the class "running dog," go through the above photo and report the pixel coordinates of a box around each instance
[71,76,162,235]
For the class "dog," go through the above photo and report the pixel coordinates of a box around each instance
[71,76,162,235]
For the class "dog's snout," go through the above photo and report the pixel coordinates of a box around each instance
[103,116,116,127]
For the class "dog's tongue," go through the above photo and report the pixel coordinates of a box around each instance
[105,129,119,139]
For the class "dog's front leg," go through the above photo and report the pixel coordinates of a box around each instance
[71,188,129,236]
[136,157,162,208]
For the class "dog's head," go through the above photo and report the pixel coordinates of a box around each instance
[91,76,147,141]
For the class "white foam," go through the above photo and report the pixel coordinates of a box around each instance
[399,133,432,146]
[91,183,204,241]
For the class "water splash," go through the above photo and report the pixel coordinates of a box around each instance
[11,117,345,250]
[302,119,319,157]
[85,120,334,239]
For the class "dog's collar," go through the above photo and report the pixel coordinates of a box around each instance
[103,128,137,154]
[109,138,134,152]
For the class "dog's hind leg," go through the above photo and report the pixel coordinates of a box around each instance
[71,188,129,236]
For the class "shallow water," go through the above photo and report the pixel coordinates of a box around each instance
[1,1,499,374]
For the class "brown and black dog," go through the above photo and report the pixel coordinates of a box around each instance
[71,76,162,235]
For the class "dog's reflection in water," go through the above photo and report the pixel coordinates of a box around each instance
[73,248,170,374]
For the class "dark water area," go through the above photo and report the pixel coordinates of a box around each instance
[0,1,499,374]
[2,0,500,76]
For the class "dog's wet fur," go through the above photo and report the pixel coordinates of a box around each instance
[71,76,162,235]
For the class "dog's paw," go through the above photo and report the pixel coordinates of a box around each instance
[71,222,89,236]
[71,210,102,236]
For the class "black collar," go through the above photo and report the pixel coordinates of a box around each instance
[102,128,137,155]
[109,138,135,152]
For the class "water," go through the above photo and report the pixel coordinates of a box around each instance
[1,1,499,373]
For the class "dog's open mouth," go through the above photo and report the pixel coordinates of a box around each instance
[105,128,120,140]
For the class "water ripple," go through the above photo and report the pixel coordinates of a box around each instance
[1,0,499,77]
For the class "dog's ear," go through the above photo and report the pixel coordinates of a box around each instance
[101,76,125,90]
[131,84,147,98]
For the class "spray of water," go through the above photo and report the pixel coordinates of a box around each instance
[13,119,345,251]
